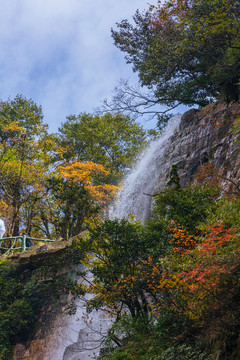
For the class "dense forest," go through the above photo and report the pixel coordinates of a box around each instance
[0,0,240,359]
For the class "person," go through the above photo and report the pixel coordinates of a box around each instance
[0,218,6,238]
[19,231,34,248]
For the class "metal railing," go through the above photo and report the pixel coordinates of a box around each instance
[0,235,55,256]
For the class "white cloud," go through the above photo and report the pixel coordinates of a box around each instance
[0,0,153,131]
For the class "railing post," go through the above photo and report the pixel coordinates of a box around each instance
[22,235,26,252]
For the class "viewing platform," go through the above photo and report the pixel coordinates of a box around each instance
[0,235,55,257]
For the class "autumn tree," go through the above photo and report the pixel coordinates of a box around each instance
[76,219,155,318]
[74,184,240,359]
[48,162,118,239]
[145,222,240,323]
[58,113,147,184]
[0,95,55,236]
[110,0,240,120]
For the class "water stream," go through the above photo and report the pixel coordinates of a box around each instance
[50,114,181,360]
[113,114,181,223]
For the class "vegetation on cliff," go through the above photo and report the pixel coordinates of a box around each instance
[0,95,146,358]
[0,246,84,360]
[0,0,240,358]
[77,182,240,360]
[0,95,146,240]
[107,0,240,121]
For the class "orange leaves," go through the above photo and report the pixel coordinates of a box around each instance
[178,222,238,284]
[172,222,239,318]
[2,121,27,135]
[85,184,118,203]
[149,0,191,31]
[136,221,240,320]
[199,223,236,256]
[58,161,119,204]
[193,162,219,187]
[58,161,109,183]
[168,220,197,253]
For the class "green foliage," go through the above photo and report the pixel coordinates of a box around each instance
[112,0,240,115]
[167,164,181,189]
[80,183,240,360]
[0,96,146,240]
[1,93,240,360]
[76,218,154,317]
[199,265,240,360]
[47,176,95,239]
[99,314,208,360]
[200,197,240,229]
[0,94,44,138]
[151,185,220,233]
[58,112,147,183]
[0,95,55,236]
[0,249,82,359]
[0,262,44,358]
[156,345,211,360]
[99,315,163,360]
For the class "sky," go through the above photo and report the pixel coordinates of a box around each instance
[0,0,185,133]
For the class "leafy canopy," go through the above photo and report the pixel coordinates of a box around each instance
[58,112,147,183]
[0,95,55,236]
[112,0,240,111]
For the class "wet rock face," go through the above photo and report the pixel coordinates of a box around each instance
[112,101,240,224]
[156,101,240,194]
[12,313,70,360]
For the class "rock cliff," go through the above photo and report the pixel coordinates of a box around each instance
[153,101,240,197]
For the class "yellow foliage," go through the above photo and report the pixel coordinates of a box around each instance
[0,200,8,216]
[58,161,119,204]
[58,161,109,184]
[85,184,118,203]
[2,121,27,134]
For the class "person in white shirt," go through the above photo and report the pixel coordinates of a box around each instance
[0,218,6,238]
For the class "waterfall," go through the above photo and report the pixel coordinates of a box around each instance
[49,114,181,360]
[49,271,114,360]
[113,113,181,223]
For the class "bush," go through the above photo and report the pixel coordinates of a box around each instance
[154,344,211,360]
[151,185,220,234]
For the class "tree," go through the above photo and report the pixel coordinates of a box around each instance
[58,113,147,184]
[76,219,153,318]
[111,0,240,120]
[151,185,220,234]
[0,95,55,236]
[48,162,118,239]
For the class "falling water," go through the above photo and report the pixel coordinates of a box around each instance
[113,113,182,223]
[49,271,113,360]
[50,114,181,360]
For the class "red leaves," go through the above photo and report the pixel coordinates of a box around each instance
[199,223,236,256]
[139,221,240,320]
[168,220,197,253]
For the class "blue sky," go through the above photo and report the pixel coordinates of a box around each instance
[0,0,186,132]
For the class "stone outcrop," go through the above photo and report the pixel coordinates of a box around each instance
[13,314,71,360]
[115,100,240,223]
[8,237,80,360]
[156,100,240,194]
[6,237,72,262]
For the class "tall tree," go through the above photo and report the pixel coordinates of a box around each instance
[111,0,240,119]
[58,113,147,184]
[0,95,54,236]
[48,161,118,239]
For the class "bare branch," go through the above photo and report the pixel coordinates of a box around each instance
[96,79,180,120]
